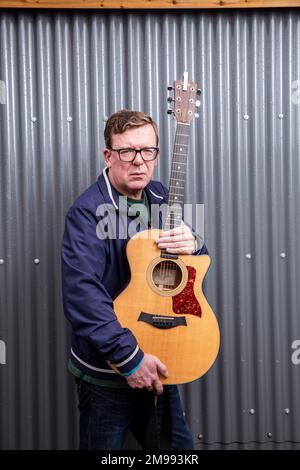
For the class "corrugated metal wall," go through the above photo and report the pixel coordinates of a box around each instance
[0,8,300,450]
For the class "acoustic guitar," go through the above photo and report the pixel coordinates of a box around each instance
[114,73,220,384]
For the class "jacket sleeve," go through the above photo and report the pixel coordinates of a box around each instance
[61,206,144,376]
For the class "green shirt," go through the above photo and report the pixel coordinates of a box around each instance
[126,190,150,229]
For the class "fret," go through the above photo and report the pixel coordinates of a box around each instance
[168,207,183,214]
[166,211,183,216]
[164,122,191,231]
[174,143,188,147]
[165,221,182,229]
[166,207,183,211]
[166,212,183,217]
[166,209,183,213]
[166,214,183,219]
[165,220,182,225]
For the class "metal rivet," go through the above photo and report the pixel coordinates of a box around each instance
[278,113,284,119]
[243,114,249,120]
[34,258,40,265]
[0,259,5,265]
[249,409,255,415]
[197,434,203,440]
[31,116,37,122]
[285,408,290,415]
[267,432,272,438]
[280,252,286,259]
[245,253,252,259]
[67,116,73,122]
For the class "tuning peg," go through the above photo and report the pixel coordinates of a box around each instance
[167,109,173,115]
[167,97,174,103]
[195,100,201,107]
[167,86,173,91]
[197,89,202,96]
[194,113,199,118]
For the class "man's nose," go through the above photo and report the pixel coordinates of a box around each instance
[133,151,144,165]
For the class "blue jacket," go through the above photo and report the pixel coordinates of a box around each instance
[61,167,208,382]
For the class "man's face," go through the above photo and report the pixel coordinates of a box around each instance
[103,124,159,199]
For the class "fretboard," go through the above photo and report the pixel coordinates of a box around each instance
[164,122,190,231]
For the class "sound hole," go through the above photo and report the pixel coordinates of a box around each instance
[152,260,183,291]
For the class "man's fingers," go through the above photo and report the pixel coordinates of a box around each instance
[153,379,163,395]
[160,226,186,237]
[126,354,168,393]
[158,235,191,244]
[158,240,191,248]
[156,359,169,378]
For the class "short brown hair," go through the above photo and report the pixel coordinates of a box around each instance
[104,109,159,148]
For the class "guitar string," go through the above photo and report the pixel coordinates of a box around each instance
[161,123,189,291]
[169,124,188,289]
[163,123,184,290]
[174,124,189,289]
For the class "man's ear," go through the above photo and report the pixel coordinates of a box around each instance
[103,148,111,167]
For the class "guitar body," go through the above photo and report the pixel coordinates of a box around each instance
[114,229,220,384]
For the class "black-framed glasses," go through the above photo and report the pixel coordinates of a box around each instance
[109,147,159,162]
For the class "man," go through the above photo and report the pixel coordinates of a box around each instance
[61,110,208,450]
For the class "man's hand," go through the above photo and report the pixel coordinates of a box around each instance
[157,222,197,254]
[126,353,168,395]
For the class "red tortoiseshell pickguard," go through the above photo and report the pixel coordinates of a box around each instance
[172,266,202,317]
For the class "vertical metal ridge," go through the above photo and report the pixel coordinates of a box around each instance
[1,9,300,449]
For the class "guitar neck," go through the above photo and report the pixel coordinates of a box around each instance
[164,122,191,231]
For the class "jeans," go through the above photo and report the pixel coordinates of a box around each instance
[76,379,194,450]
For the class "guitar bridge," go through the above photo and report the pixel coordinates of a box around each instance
[138,312,187,329]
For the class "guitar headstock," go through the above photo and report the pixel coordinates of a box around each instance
[167,72,201,124]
